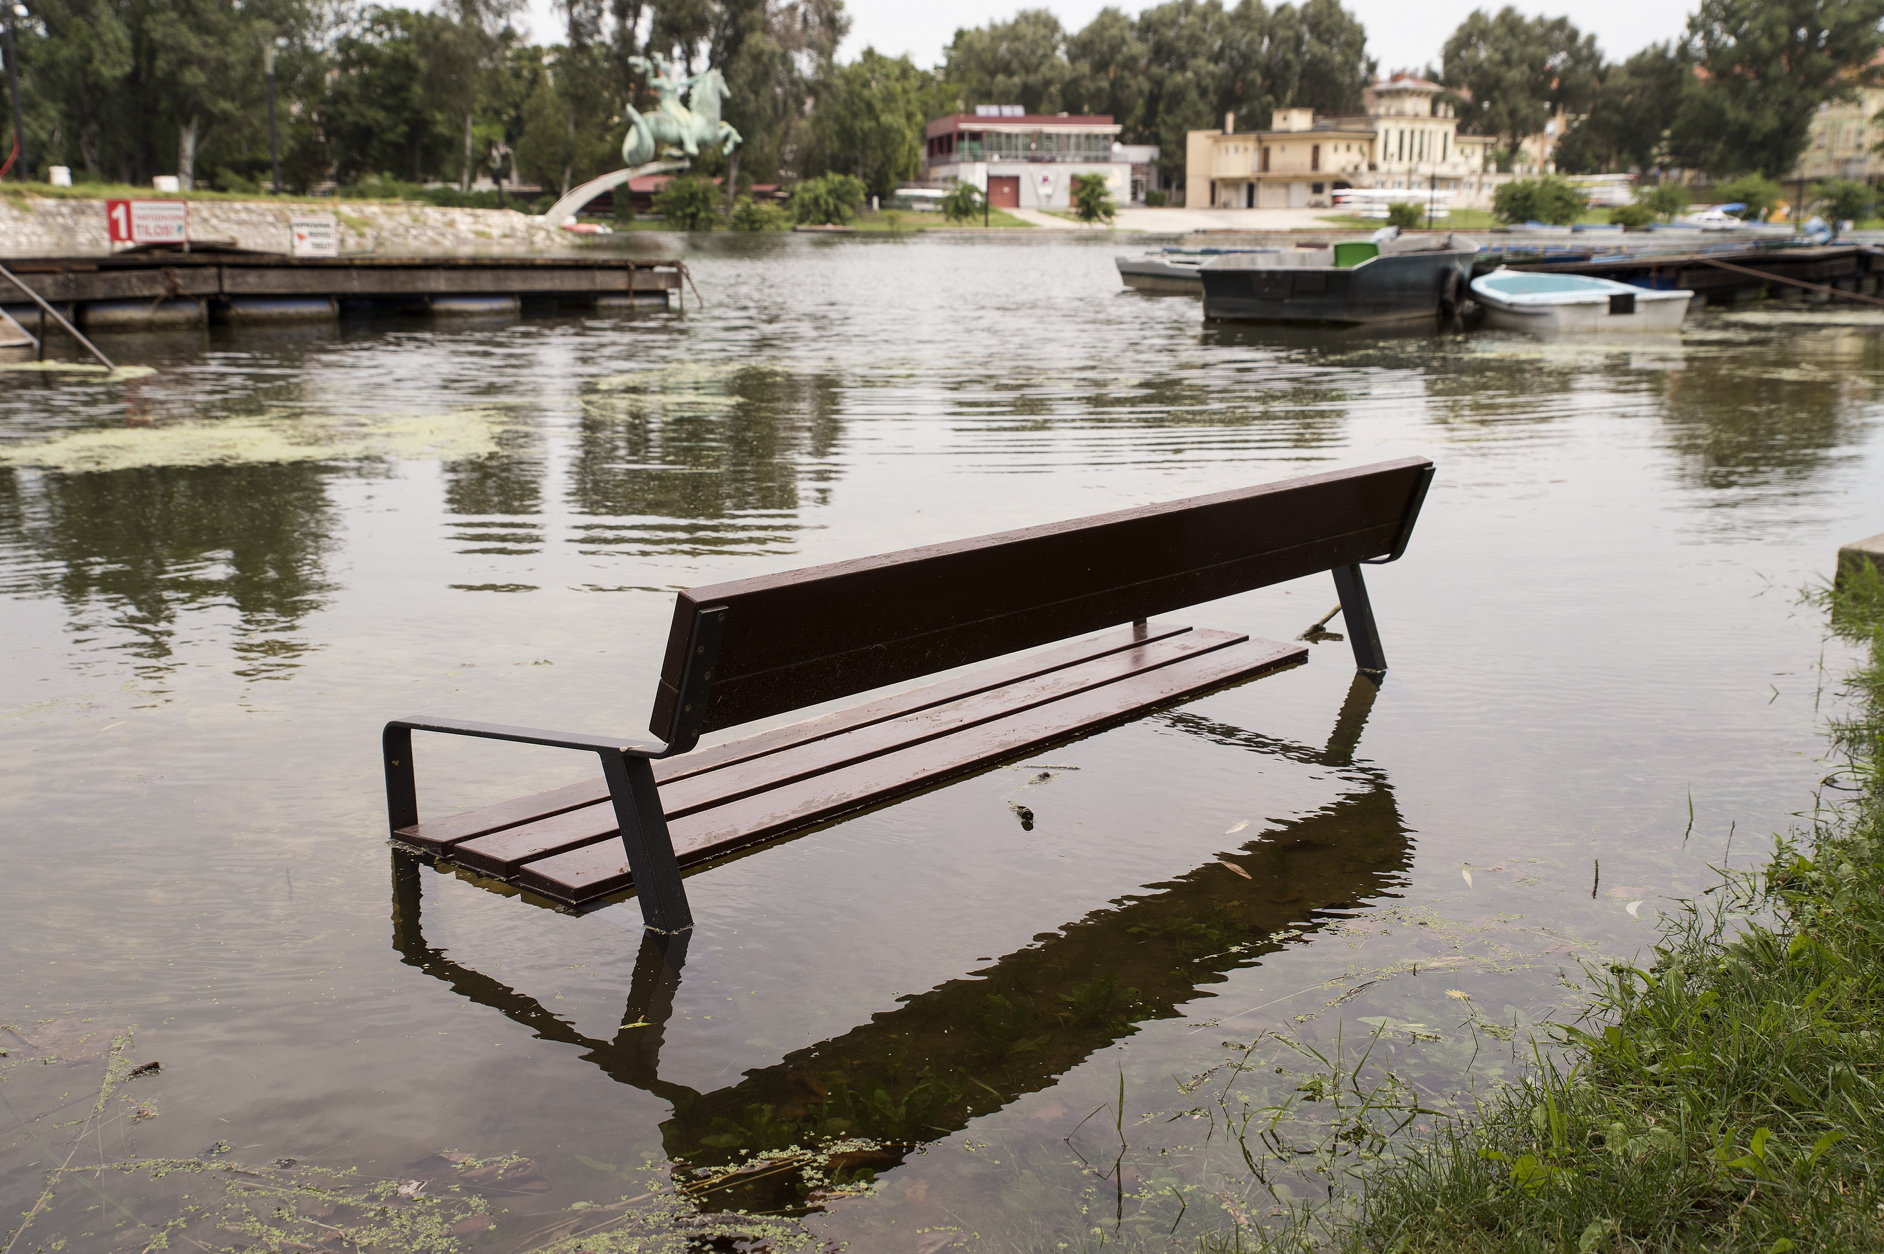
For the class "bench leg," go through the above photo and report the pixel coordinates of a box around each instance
[600,752,694,933]
[1332,564,1386,674]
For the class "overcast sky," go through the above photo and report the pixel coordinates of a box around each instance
[510,0,1695,74]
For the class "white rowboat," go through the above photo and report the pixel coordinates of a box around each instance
[1471,268,1693,333]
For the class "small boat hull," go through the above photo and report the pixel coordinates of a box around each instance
[1472,268,1693,333]
[1116,257,1203,293]
[1200,237,1478,326]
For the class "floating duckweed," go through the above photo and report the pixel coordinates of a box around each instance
[0,407,513,473]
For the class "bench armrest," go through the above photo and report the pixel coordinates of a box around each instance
[382,715,670,835]
[385,715,668,757]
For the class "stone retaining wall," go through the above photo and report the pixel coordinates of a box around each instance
[0,196,565,257]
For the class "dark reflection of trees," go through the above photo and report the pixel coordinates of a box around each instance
[391,677,1410,1214]
[567,366,843,554]
[444,425,543,518]
[1653,330,1881,494]
[2,463,336,681]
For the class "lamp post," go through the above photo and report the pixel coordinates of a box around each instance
[265,39,282,194]
[3,3,27,181]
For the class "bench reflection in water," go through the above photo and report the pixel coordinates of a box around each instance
[388,674,1410,1214]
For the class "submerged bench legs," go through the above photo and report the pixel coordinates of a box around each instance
[1332,564,1386,674]
[599,753,693,933]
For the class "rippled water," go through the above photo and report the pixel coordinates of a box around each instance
[3,234,1881,1249]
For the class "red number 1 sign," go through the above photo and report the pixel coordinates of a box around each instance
[106,200,189,245]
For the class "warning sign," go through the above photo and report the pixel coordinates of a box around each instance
[106,199,189,245]
[290,214,338,257]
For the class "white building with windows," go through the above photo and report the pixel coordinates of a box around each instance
[1185,75,1499,210]
[923,107,1134,211]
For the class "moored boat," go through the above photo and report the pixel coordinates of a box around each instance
[1471,267,1692,333]
[1116,248,1276,294]
[1198,234,1479,326]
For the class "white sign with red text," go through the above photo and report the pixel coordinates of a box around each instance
[105,200,189,246]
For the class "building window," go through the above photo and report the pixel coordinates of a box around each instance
[1261,146,1270,173]
[1311,144,1320,172]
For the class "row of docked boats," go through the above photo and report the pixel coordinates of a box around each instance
[1118,233,1695,334]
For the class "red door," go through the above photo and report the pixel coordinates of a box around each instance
[987,176,1020,209]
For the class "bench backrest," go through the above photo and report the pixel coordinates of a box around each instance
[649,457,1432,744]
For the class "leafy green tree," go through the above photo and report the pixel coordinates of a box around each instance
[1440,7,1602,156]
[1263,0,1372,116]
[1608,201,1655,228]
[1134,0,1235,183]
[729,194,789,229]
[1813,177,1876,223]
[1385,201,1423,228]
[321,7,457,185]
[1713,172,1783,220]
[653,173,723,228]
[1064,8,1149,123]
[1552,43,1688,174]
[789,171,866,224]
[1491,175,1585,224]
[940,179,983,223]
[515,63,574,195]
[804,50,938,197]
[1640,180,1691,220]
[1070,170,1116,222]
[1669,0,1884,177]
[943,10,1071,113]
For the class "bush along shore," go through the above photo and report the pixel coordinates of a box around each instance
[1230,565,1884,1254]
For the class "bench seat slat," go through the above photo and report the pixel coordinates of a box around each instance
[511,633,1306,904]
[444,625,1251,877]
[396,621,1197,853]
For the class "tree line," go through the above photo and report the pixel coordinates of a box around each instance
[0,0,1879,204]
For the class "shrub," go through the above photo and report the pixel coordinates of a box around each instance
[1638,181,1690,221]
[1491,176,1585,225]
[1144,189,1167,207]
[1384,202,1424,229]
[940,179,983,224]
[1608,201,1656,230]
[652,175,723,230]
[790,173,868,226]
[729,195,788,232]
[1071,171,1116,224]
[1812,178,1875,225]
[1713,173,1784,223]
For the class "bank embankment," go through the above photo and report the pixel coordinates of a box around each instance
[0,194,565,257]
[1236,566,1884,1253]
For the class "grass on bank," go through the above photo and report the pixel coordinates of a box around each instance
[1226,564,1884,1254]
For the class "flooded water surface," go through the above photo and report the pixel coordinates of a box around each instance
[3,235,1882,1250]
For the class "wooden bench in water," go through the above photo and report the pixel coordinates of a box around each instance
[383,457,1434,932]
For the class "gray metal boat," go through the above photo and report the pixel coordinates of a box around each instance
[1116,248,1275,294]
[1200,234,1479,326]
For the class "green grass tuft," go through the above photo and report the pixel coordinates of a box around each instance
[1221,562,1884,1253]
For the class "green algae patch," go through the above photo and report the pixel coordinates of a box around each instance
[0,360,159,381]
[0,407,512,473]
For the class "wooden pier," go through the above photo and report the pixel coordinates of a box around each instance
[1510,242,1882,306]
[0,246,688,332]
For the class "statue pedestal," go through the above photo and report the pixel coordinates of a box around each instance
[539,160,690,227]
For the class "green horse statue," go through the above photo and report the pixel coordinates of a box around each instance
[623,58,741,167]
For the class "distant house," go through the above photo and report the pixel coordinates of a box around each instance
[1792,85,1884,184]
[922,107,1138,210]
[1184,75,1500,210]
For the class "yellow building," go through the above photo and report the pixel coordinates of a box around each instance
[1185,75,1497,210]
[1792,86,1884,183]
